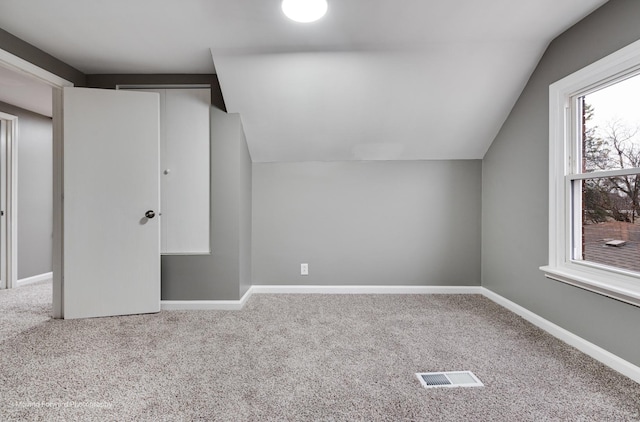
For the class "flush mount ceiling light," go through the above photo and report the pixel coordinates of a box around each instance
[281,0,328,23]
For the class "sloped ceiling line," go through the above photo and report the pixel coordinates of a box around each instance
[0,0,609,161]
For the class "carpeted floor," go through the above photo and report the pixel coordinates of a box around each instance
[1,282,639,421]
[0,280,52,342]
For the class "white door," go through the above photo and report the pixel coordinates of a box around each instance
[63,87,160,319]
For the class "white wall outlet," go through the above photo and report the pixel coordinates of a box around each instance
[300,263,309,276]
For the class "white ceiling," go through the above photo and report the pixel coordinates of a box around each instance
[0,0,608,161]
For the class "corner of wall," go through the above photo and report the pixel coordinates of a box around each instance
[238,115,252,298]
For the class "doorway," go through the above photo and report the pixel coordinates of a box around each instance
[0,112,18,291]
[0,48,162,320]
[0,48,72,318]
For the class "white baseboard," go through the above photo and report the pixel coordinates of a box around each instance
[160,282,639,384]
[161,285,481,310]
[250,285,483,294]
[482,287,640,384]
[161,288,252,311]
[17,272,53,287]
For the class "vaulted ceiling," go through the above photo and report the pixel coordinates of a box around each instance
[0,0,608,161]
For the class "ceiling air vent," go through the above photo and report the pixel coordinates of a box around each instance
[416,371,484,389]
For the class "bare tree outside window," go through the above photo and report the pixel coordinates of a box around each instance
[579,74,640,273]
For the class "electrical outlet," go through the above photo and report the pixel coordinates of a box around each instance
[300,263,309,276]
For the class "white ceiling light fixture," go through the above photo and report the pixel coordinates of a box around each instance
[281,0,328,23]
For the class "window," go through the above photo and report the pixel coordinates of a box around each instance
[542,39,640,307]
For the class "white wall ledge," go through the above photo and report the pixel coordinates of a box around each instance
[249,285,482,294]
[541,265,640,308]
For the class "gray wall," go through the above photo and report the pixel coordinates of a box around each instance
[0,101,53,279]
[253,160,481,286]
[482,0,640,367]
[162,107,252,300]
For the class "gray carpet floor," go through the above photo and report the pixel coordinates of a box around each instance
[1,282,639,421]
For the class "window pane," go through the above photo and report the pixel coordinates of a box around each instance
[578,175,640,273]
[580,73,640,173]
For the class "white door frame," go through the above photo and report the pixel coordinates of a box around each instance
[0,111,18,290]
[0,48,73,318]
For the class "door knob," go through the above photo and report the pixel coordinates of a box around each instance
[145,210,156,219]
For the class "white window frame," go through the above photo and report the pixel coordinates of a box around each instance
[541,38,640,308]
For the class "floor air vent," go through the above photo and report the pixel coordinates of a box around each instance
[416,371,483,389]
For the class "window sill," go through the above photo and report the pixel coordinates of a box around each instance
[540,265,640,308]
